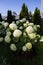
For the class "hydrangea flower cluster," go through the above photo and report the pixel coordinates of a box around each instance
[0,18,41,53]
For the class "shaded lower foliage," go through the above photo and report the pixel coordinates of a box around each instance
[0,42,39,65]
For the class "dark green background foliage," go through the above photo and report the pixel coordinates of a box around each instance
[32,8,41,25]
[19,3,29,20]
[0,42,43,65]
[7,10,13,24]
[0,13,3,22]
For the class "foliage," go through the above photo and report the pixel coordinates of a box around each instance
[32,8,41,25]
[0,13,3,22]
[0,18,41,53]
[7,10,13,24]
[19,3,29,20]
[29,11,32,22]
[0,19,43,65]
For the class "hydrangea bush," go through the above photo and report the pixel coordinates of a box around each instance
[0,18,42,57]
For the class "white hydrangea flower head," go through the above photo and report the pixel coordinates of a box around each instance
[37,25,40,28]
[12,21,15,24]
[40,39,43,42]
[22,18,26,22]
[0,37,3,42]
[2,21,5,24]
[40,36,43,42]
[9,23,17,30]
[23,23,28,28]
[28,33,36,39]
[19,26,23,30]
[28,23,34,26]
[23,32,27,36]
[26,42,32,50]
[26,20,29,24]
[16,21,20,25]
[37,34,40,38]
[3,22,9,28]
[33,25,37,31]
[13,29,22,38]
[34,40,37,42]
[22,46,27,51]
[10,44,17,51]
[6,31,11,36]
[19,19,23,23]
[5,35,11,43]
[20,18,26,23]
[26,26,34,34]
